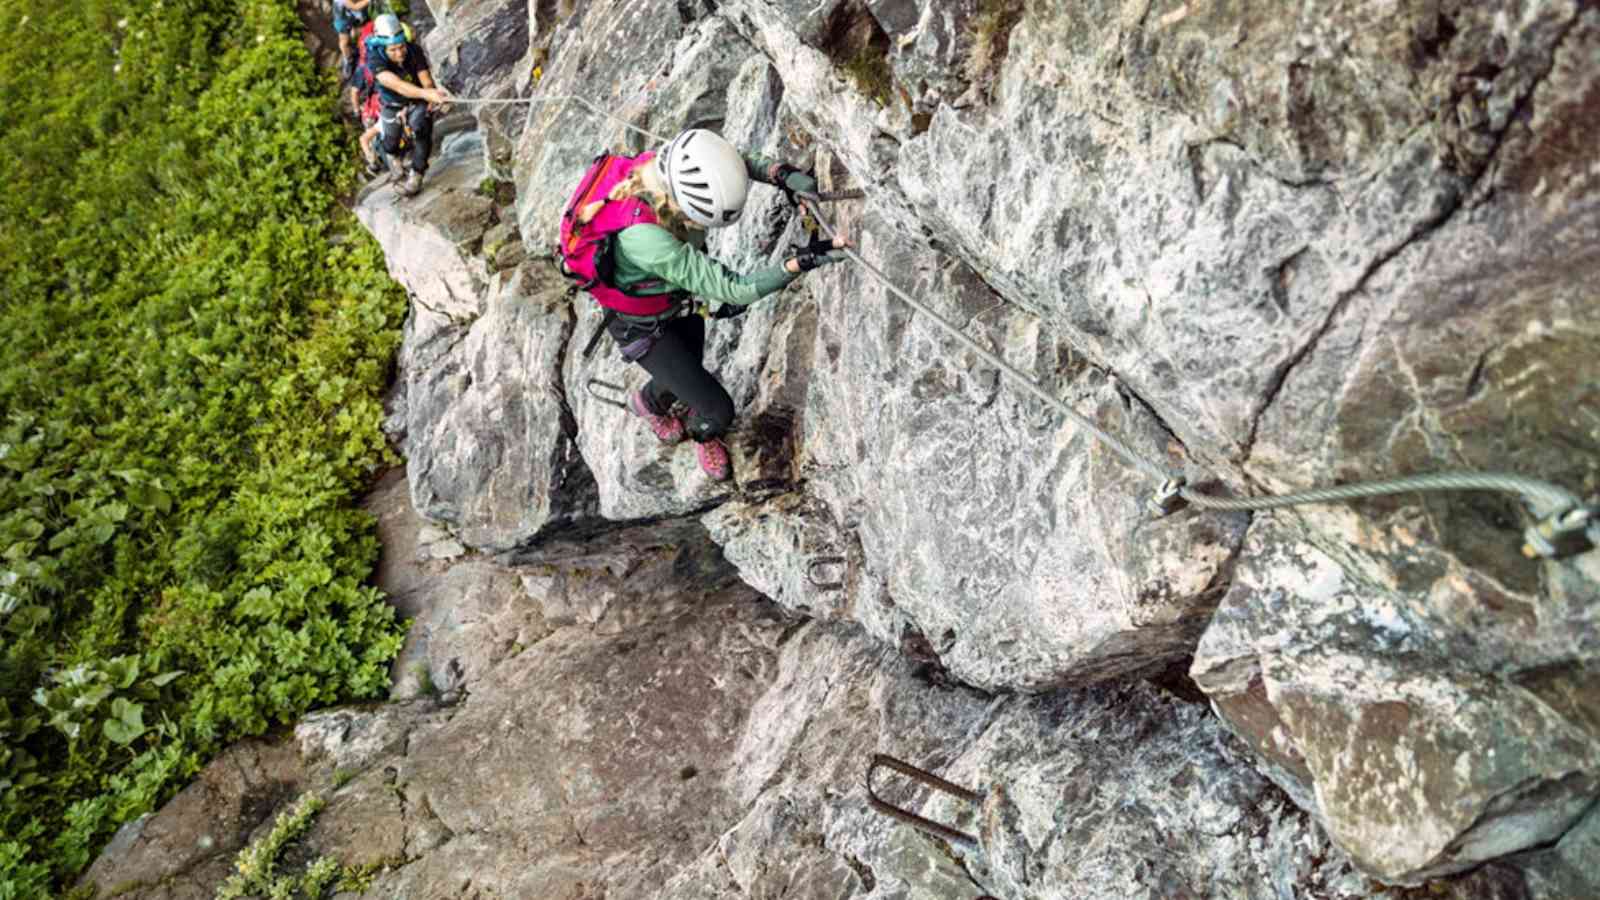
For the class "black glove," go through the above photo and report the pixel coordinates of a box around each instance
[711,302,750,320]
[774,163,818,206]
[791,235,845,273]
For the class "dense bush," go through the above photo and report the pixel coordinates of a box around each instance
[0,0,409,892]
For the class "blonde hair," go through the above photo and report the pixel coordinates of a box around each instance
[603,161,695,237]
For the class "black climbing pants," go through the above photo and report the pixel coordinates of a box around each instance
[607,314,735,441]
[380,102,433,174]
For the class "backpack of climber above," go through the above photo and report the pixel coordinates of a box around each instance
[555,151,679,317]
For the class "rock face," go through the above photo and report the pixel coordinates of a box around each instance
[81,479,1563,900]
[357,129,602,553]
[90,0,1600,897]
[1192,515,1600,883]
[707,0,1600,884]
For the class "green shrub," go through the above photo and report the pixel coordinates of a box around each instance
[0,0,409,891]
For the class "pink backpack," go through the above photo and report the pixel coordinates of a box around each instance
[557,151,679,316]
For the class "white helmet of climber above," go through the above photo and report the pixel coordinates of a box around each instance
[655,129,750,228]
[372,13,407,45]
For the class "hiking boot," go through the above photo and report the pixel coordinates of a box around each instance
[387,156,406,183]
[694,438,731,482]
[629,389,685,444]
[402,170,424,196]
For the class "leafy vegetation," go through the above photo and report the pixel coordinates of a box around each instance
[217,792,359,900]
[0,0,409,892]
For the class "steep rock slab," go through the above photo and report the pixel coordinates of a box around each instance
[1245,3,1600,656]
[656,621,1416,899]
[1191,8,1600,883]
[350,581,792,897]
[85,544,1552,899]
[521,0,1263,692]
[725,0,1587,474]
[419,0,530,102]
[358,130,600,551]
[1192,514,1600,884]
[708,222,1248,691]
[418,0,533,175]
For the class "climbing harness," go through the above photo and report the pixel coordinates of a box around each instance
[796,192,1598,561]
[865,754,983,848]
[433,91,1596,561]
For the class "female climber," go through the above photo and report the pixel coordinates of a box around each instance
[578,128,849,481]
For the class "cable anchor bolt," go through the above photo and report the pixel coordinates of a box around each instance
[865,754,985,848]
[1521,504,1598,559]
[1147,476,1188,518]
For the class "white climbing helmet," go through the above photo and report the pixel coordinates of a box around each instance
[372,13,406,46]
[654,129,749,228]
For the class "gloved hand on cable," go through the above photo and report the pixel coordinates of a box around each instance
[785,233,851,273]
[423,86,452,111]
[770,163,818,207]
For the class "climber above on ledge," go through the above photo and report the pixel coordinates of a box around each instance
[367,13,450,197]
[332,0,371,83]
[558,128,850,482]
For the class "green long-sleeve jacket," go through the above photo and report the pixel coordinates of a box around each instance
[608,153,797,314]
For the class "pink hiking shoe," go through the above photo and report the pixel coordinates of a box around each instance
[694,438,731,482]
[629,388,685,445]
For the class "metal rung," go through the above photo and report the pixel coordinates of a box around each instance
[806,555,848,591]
[865,754,982,848]
[585,378,628,410]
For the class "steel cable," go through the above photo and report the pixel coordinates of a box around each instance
[404,96,1592,537]
[1179,472,1580,515]
[797,195,1588,523]
[440,94,674,144]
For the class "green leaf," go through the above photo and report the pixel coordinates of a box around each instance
[111,697,145,730]
[106,655,141,689]
[14,605,51,631]
[149,670,184,687]
[238,585,275,619]
[74,684,113,711]
[104,717,144,745]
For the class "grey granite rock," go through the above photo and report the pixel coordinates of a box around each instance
[1192,514,1600,884]
[97,1,1595,897]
